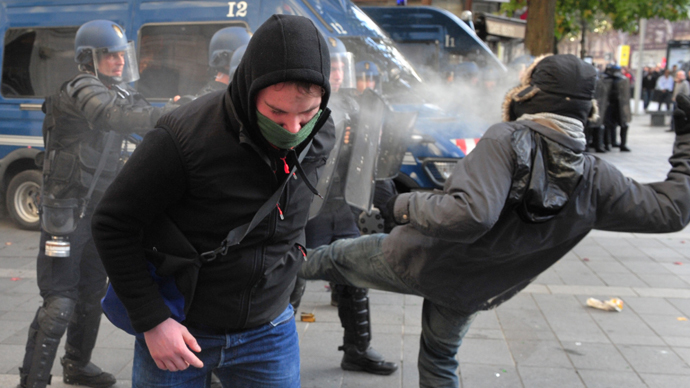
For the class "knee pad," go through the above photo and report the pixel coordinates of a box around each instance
[38,297,76,338]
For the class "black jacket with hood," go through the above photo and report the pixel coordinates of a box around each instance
[92,15,334,333]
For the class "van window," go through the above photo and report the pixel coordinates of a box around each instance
[2,27,79,98]
[137,23,246,100]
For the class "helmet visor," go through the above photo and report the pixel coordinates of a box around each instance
[93,41,140,83]
[330,52,355,92]
[356,73,380,94]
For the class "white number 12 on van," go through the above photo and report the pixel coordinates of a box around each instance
[227,1,248,17]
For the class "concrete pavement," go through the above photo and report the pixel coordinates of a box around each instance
[1,113,689,387]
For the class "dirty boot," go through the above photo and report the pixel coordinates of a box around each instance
[17,367,29,388]
[61,358,116,388]
[339,344,398,375]
[336,285,397,375]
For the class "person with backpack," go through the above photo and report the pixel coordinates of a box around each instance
[91,15,335,387]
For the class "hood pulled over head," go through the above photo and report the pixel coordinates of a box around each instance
[230,14,331,132]
[502,54,598,124]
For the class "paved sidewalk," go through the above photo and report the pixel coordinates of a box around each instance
[1,114,689,387]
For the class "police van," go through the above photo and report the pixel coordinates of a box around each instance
[0,0,497,229]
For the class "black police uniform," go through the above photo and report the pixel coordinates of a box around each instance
[20,72,170,388]
[294,90,398,375]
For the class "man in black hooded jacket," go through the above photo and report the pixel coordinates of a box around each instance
[92,15,334,387]
[298,54,690,388]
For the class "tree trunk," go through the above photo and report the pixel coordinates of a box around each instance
[525,0,557,55]
[580,16,587,59]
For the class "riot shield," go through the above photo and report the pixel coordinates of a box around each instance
[375,110,417,180]
[308,109,347,219]
[344,89,385,214]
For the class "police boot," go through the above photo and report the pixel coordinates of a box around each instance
[619,125,631,152]
[336,285,398,375]
[62,288,115,388]
[17,367,29,388]
[24,296,77,388]
[61,358,115,388]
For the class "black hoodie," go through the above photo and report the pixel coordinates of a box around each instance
[92,15,335,333]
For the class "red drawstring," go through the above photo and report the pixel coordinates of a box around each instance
[276,204,284,220]
[280,157,289,174]
[297,245,307,259]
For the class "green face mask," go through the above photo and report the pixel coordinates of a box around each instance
[256,109,322,149]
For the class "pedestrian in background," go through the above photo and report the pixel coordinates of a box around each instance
[656,69,674,111]
[603,64,632,152]
[669,70,690,132]
[642,66,658,110]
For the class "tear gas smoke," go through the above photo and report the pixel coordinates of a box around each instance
[415,65,524,133]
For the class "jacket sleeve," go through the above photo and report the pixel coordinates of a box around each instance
[92,127,187,333]
[67,75,171,135]
[593,133,690,233]
[393,125,516,242]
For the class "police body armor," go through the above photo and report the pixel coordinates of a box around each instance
[41,73,152,244]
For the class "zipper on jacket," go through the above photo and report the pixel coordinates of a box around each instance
[276,204,284,220]
[237,184,283,328]
[238,243,267,327]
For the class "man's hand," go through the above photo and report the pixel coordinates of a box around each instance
[673,94,690,135]
[143,318,204,371]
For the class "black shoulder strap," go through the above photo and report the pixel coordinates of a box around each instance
[79,131,117,217]
[199,141,313,262]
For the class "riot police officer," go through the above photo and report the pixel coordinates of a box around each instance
[291,38,398,375]
[355,60,381,94]
[19,20,176,388]
[196,26,250,95]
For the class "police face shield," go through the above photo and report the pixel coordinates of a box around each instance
[330,53,355,92]
[356,72,381,94]
[93,41,139,84]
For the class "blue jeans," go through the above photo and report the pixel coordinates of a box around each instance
[299,234,477,388]
[132,305,300,388]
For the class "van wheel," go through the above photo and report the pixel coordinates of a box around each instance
[6,170,41,230]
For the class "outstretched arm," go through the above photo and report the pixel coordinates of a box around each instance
[594,95,690,233]
[390,125,516,243]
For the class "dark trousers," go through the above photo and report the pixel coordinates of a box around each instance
[643,89,653,110]
[604,102,628,148]
[22,210,108,385]
[658,91,672,111]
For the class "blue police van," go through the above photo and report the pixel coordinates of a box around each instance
[361,6,504,80]
[0,0,497,229]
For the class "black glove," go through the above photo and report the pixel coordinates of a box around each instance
[378,194,399,233]
[673,94,690,135]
